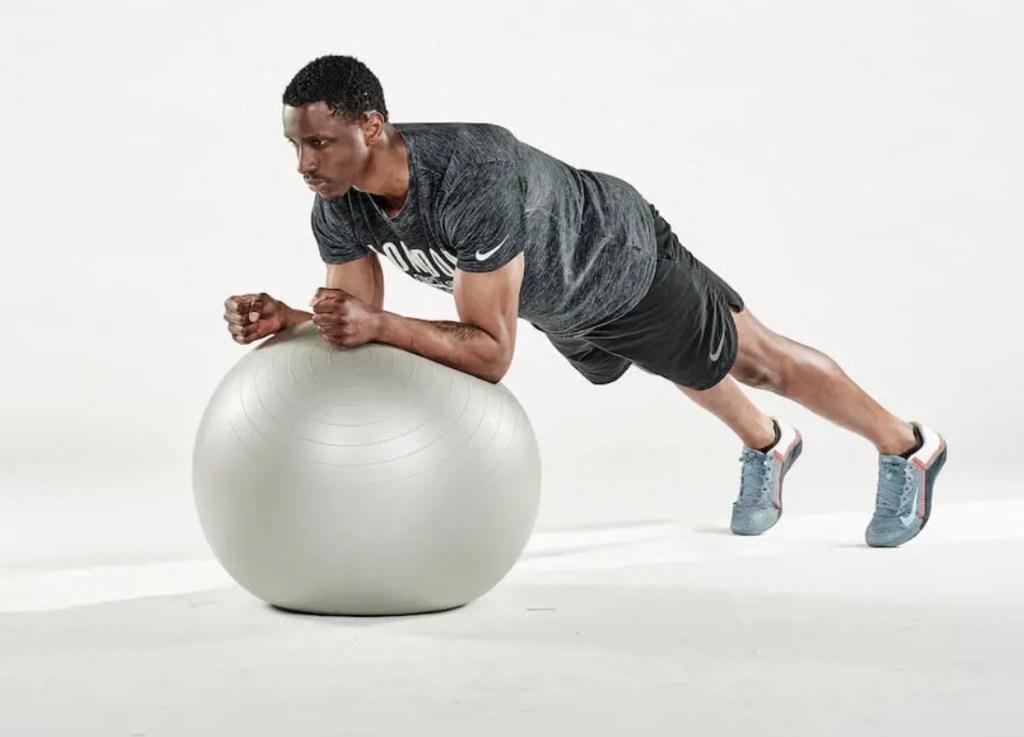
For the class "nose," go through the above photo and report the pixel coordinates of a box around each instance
[296,146,318,176]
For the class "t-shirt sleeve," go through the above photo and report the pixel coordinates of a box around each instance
[439,162,527,273]
[311,195,369,265]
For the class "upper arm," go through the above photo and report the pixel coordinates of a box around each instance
[325,252,384,310]
[441,163,529,376]
[440,162,527,274]
[453,252,524,372]
[311,194,382,308]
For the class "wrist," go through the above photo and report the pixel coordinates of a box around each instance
[374,310,398,343]
[278,301,311,330]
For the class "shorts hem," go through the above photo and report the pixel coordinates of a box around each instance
[581,363,631,385]
[682,340,738,391]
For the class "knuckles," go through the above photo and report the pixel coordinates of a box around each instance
[309,292,369,349]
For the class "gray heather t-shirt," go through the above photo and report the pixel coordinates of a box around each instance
[311,122,657,337]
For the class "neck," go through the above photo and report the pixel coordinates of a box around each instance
[357,124,409,210]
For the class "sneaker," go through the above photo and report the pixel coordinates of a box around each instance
[731,418,803,535]
[865,422,947,548]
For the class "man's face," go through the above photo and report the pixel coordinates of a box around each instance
[282,102,374,200]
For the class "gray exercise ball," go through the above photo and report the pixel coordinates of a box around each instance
[192,321,542,616]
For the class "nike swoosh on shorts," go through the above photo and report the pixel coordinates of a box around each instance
[709,332,725,361]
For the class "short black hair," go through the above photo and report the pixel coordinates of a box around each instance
[282,55,389,122]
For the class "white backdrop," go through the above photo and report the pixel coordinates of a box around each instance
[2,0,1020,572]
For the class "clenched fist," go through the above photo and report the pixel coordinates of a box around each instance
[223,292,286,344]
[310,288,382,348]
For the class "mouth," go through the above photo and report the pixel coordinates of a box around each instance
[305,178,330,192]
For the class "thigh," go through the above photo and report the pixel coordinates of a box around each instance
[583,255,743,391]
[565,204,746,390]
[650,203,778,387]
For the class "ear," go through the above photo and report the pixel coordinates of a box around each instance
[360,111,386,146]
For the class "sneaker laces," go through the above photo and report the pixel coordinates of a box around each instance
[737,448,774,505]
[875,457,915,516]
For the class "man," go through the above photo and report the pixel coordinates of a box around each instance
[223,55,947,547]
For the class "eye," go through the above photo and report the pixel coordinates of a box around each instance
[311,139,328,149]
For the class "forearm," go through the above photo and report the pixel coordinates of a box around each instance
[377,312,510,383]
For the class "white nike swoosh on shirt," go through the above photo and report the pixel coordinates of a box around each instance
[475,235,510,261]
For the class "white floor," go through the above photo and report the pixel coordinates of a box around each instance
[2,498,1022,737]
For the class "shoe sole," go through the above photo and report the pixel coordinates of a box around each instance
[731,437,803,535]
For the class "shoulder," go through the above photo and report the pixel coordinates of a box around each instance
[453,123,521,166]
[397,121,522,172]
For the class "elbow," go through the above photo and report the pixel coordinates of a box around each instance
[480,367,508,384]
[479,345,513,384]
[479,359,510,384]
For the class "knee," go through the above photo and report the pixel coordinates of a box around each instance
[733,361,784,393]
[732,348,793,394]
[746,346,845,396]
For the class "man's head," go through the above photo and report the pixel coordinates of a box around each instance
[282,55,390,199]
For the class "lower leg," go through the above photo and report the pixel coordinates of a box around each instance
[676,375,777,450]
[774,335,915,455]
[731,308,916,456]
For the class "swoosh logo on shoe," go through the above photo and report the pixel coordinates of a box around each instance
[476,234,510,261]
[709,332,725,362]
[899,471,921,526]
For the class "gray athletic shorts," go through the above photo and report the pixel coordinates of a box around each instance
[540,203,744,391]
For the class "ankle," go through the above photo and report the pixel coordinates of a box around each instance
[744,417,778,452]
[876,421,918,456]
